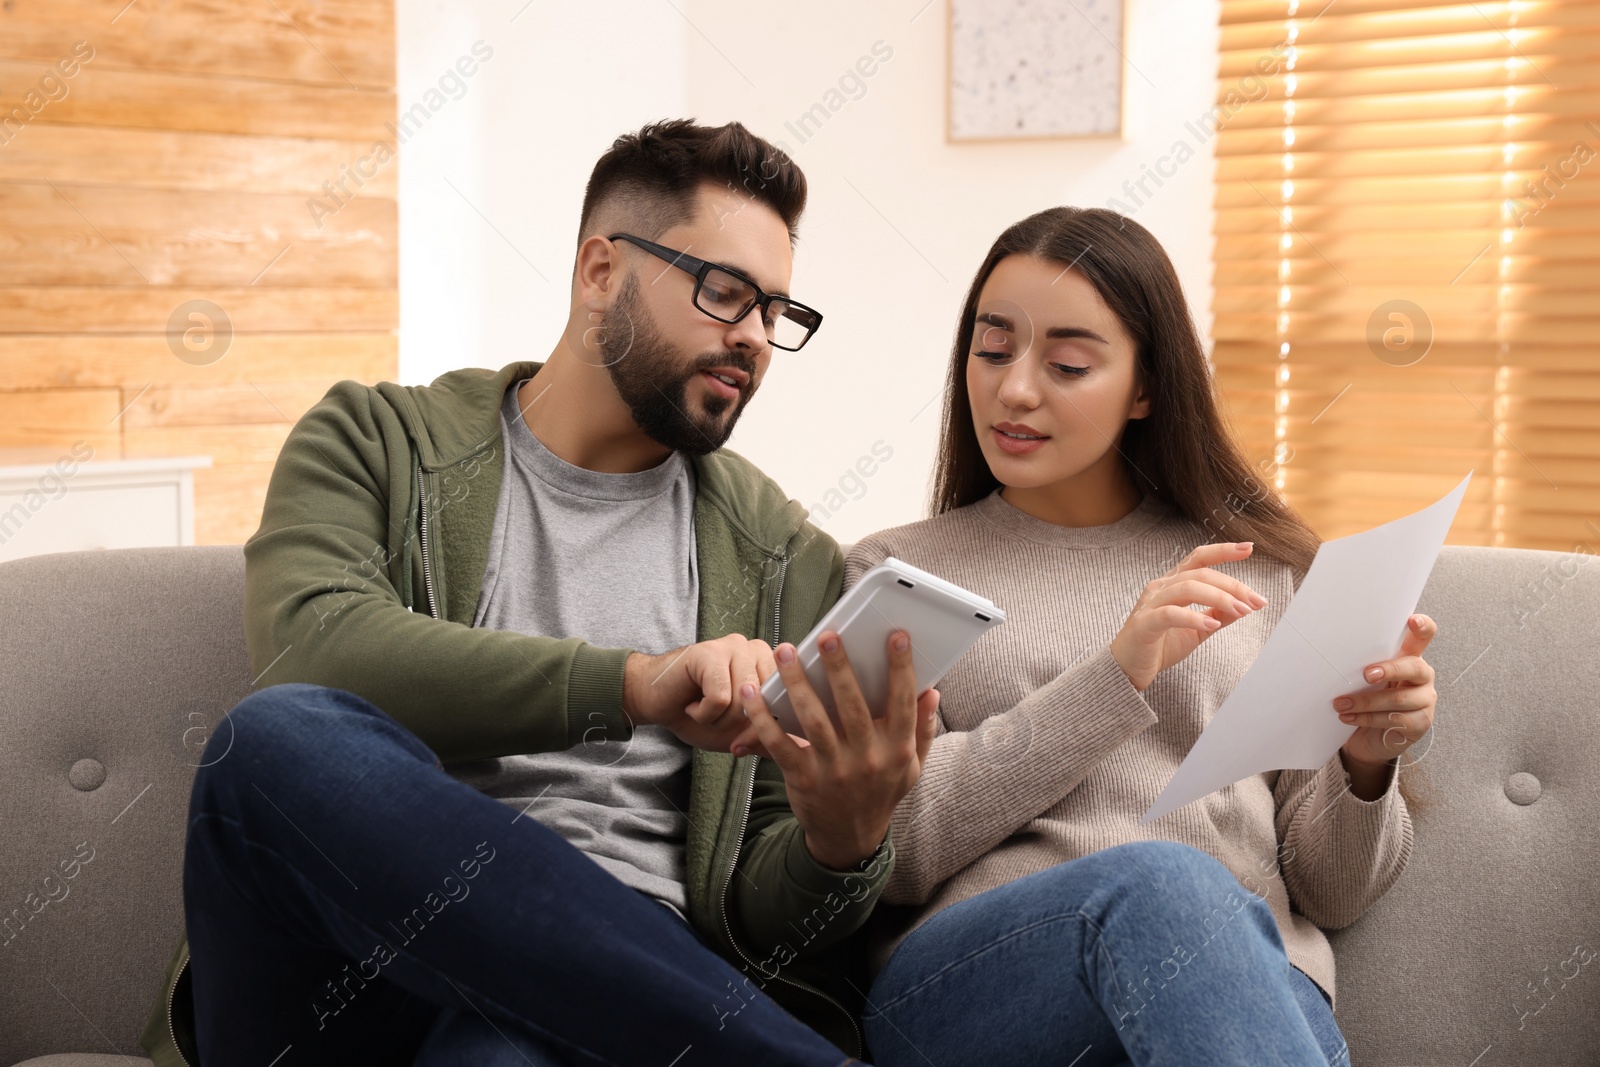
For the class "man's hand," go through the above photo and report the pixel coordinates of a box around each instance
[622,635,777,751]
[733,629,940,871]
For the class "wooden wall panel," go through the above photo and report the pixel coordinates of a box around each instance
[0,288,397,333]
[193,463,277,545]
[0,334,396,389]
[0,126,399,198]
[0,58,395,140]
[0,389,121,458]
[121,382,329,431]
[0,0,397,546]
[0,183,397,287]
[124,425,295,467]
[0,0,393,87]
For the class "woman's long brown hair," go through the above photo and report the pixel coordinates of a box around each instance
[929,206,1431,811]
[931,205,1320,574]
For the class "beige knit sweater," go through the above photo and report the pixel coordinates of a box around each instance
[844,488,1413,1011]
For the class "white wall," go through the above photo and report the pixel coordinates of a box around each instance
[396,0,1220,541]
[395,0,689,381]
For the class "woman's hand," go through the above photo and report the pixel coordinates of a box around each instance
[1110,542,1267,692]
[1336,613,1438,778]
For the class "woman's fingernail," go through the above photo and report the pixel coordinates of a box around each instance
[741,683,756,700]
[820,635,839,654]
[1365,666,1384,682]
[1340,714,1355,724]
[776,645,795,664]
[892,632,909,652]
[1236,542,1254,550]
[732,745,749,756]
[1334,697,1354,711]
[1251,594,1268,608]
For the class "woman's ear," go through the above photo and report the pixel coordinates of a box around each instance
[1128,377,1152,421]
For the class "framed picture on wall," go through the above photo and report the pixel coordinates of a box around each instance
[947,0,1127,141]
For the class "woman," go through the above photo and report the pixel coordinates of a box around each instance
[834,208,1431,1065]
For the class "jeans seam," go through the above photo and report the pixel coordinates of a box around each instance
[1077,908,1159,1066]
[866,909,1091,1017]
[190,809,621,1067]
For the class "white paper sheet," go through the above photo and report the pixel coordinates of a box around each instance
[1139,472,1472,824]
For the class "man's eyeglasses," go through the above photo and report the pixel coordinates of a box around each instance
[608,233,823,352]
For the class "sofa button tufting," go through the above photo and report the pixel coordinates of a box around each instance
[68,758,106,791]
[1505,771,1541,805]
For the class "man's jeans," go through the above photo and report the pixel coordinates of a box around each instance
[181,683,857,1067]
[862,841,1350,1067]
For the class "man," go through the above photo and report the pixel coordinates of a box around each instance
[139,119,939,1066]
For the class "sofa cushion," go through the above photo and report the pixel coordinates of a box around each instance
[0,547,251,1065]
[1329,545,1600,1065]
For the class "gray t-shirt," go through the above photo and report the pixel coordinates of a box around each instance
[445,378,698,913]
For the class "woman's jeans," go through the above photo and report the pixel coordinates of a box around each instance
[862,841,1350,1067]
[181,683,857,1067]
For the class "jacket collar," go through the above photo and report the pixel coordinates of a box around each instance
[378,359,809,557]
[377,360,532,470]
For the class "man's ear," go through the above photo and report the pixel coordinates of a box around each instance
[574,234,620,311]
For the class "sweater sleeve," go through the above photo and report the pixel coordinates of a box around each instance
[1272,751,1413,929]
[844,538,1159,907]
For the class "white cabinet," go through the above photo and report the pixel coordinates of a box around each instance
[0,454,213,563]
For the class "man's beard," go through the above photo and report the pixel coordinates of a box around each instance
[599,273,755,457]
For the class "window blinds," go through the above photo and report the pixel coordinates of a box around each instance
[1210,0,1600,550]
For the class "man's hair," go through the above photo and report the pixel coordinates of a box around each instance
[578,119,806,247]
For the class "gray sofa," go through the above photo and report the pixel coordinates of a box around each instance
[2,544,1596,1065]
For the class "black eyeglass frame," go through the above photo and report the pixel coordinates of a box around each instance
[606,232,823,351]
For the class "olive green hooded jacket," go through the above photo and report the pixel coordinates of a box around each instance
[139,359,891,1063]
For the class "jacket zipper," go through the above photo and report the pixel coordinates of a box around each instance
[771,553,788,646]
[715,551,864,1056]
[416,466,439,619]
[715,760,864,1056]
[166,954,193,1066]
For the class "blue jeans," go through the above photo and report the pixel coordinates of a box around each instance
[862,841,1350,1067]
[181,683,857,1067]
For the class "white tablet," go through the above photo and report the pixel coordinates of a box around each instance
[759,556,1005,738]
